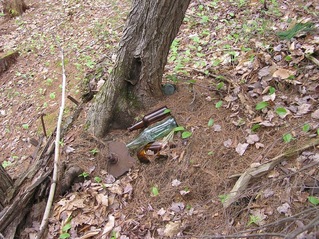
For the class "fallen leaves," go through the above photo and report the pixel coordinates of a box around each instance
[48,177,133,238]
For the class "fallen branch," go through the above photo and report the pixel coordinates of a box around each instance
[223,138,319,208]
[285,214,319,239]
[305,54,319,67]
[36,47,67,239]
[179,232,286,238]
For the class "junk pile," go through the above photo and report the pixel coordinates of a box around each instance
[107,106,178,177]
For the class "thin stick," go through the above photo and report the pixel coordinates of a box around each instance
[36,47,67,239]
[67,95,79,105]
[40,113,47,138]
[285,214,319,239]
[178,232,286,238]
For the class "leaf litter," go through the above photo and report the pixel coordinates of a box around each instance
[1,0,319,238]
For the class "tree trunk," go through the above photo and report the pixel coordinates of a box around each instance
[88,0,191,137]
[3,0,27,17]
[0,165,13,211]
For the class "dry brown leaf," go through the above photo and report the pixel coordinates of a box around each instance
[101,215,115,239]
[163,221,181,237]
[236,143,249,156]
[273,68,296,79]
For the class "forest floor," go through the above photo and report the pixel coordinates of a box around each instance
[1,0,319,238]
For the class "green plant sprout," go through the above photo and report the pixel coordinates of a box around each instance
[22,124,29,129]
[215,101,223,108]
[277,22,314,40]
[151,186,159,197]
[90,148,99,156]
[79,172,89,178]
[302,124,310,132]
[50,92,56,99]
[182,131,192,139]
[283,133,294,143]
[218,194,229,204]
[247,215,261,226]
[216,82,224,90]
[251,124,261,132]
[208,118,214,127]
[59,217,72,239]
[94,176,102,183]
[174,126,192,139]
[2,161,12,168]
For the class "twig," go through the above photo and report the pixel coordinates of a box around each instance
[67,95,79,105]
[191,68,239,88]
[36,47,67,239]
[285,214,319,239]
[40,113,47,138]
[178,232,286,238]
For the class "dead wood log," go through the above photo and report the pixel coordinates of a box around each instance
[0,103,84,238]
[0,165,13,211]
[0,51,19,76]
[223,138,319,208]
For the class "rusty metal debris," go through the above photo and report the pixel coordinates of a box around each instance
[107,141,135,178]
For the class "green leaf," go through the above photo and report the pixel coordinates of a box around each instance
[2,161,12,168]
[218,194,228,204]
[90,148,98,155]
[308,196,319,205]
[174,126,185,132]
[283,133,294,143]
[79,172,89,178]
[94,176,102,183]
[182,131,192,139]
[247,215,261,226]
[302,124,310,132]
[284,55,292,61]
[208,118,214,127]
[151,186,159,196]
[255,101,268,110]
[163,109,171,114]
[22,124,29,129]
[317,128,319,135]
[50,92,56,99]
[276,107,287,117]
[62,223,72,232]
[187,79,196,84]
[216,82,224,90]
[59,233,70,239]
[268,86,275,95]
[251,124,260,132]
[215,101,223,108]
[277,22,314,40]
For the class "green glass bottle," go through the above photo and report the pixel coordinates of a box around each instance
[126,116,177,150]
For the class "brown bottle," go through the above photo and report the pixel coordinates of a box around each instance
[128,106,170,131]
[137,141,163,163]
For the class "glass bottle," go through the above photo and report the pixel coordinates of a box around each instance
[127,106,170,131]
[137,141,163,163]
[126,116,177,150]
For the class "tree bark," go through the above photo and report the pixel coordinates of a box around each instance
[3,0,27,17]
[0,165,13,211]
[88,0,191,137]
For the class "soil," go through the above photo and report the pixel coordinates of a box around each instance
[1,0,319,238]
